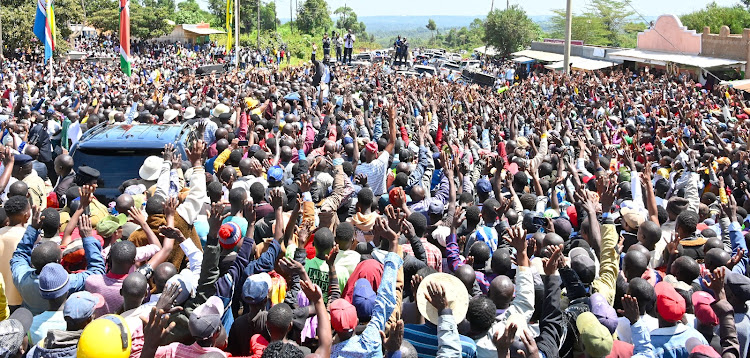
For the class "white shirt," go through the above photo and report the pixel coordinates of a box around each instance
[67,121,82,147]
[344,34,356,48]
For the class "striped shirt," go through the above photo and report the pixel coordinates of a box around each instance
[402,238,443,272]
[355,151,390,196]
[403,322,477,358]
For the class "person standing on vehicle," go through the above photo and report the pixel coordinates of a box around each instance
[334,32,343,63]
[343,29,355,64]
[322,33,331,60]
[401,37,410,65]
[393,36,402,65]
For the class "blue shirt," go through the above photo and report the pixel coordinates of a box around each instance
[330,252,403,358]
[403,322,478,358]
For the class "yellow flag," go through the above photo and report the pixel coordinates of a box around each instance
[225,0,233,54]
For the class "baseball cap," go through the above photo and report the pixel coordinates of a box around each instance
[655,281,686,322]
[686,337,720,358]
[13,154,32,166]
[218,222,242,249]
[589,292,618,334]
[267,166,284,182]
[476,179,492,194]
[39,263,70,300]
[576,312,613,357]
[692,291,718,326]
[620,206,646,229]
[64,291,104,321]
[96,214,128,237]
[365,141,378,153]
[389,187,404,206]
[242,273,272,304]
[428,201,444,216]
[189,296,224,339]
[165,272,196,305]
[352,278,376,321]
[569,247,596,284]
[726,271,750,302]
[330,298,358,332]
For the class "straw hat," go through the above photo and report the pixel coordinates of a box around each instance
[416,273,469,325]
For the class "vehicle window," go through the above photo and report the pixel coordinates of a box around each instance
[72,148,164,189]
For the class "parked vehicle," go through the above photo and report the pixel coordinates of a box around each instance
[70,123,193,202]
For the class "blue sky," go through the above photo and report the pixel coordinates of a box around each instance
[219,0,738,17]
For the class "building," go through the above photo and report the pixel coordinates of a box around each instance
[511,40,622,72]
[153,23,226,44]
[609,15,747,80]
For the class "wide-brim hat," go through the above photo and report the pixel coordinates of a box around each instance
[139,156,163,181]
[416,273,469,325]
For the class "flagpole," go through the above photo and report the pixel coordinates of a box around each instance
[234,0,239,68]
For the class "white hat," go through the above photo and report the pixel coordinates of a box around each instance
[183,107,196,120]
[212,104,230,117]
[163,109,179,122]
[139,156,163,181]
[416,273,469,325]
[108,111,122,124]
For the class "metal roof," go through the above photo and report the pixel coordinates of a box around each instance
[608,49,745,68]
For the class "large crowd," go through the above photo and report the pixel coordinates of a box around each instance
[0,36,747,358]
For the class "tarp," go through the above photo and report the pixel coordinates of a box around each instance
[512,56,535,63]
[545,56,618,71]
[474,46,499,56]
[609,49,745,68]
[511,50,564,63]
[721,79,750,92]
[183,24,225,35]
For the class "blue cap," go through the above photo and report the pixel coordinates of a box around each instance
[476,179,492,194]
[428,201,445,215]
[248,144,261,154]
[343,136,354,145]
[352,278,376,321]
[64,291,101,321]
[268,166,284,182]
[242,274,270,305]
[13,154,32,166]
[39,263,70,300]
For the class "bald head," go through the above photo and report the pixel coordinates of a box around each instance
[25,144,39,160]
[705,248,731,271]
[54,154,74,176]
[489,275,515,309]
[115,194,135,215]
[624,249,649,281]
[153,262,177,292]
[455,265,476,293]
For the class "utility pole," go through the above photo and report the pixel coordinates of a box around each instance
[290,0,293,33]
[490,0,494,12]
[235,0,240,66]
[257,0,260,50]
[563,0,572,74]
[0,1,4,61]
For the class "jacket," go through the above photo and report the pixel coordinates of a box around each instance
[27,329,81,358]
[535,275,563,358]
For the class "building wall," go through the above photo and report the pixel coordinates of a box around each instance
[701,26,750,61]
[637,15,701,55]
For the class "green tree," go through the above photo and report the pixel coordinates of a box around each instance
[585,0,633,46]
[334,6,363,33]
[207,0,278,32]
[426,18,437,39]
[549,10,609,46]
[1,0,83,56]
[483,5,540,56]
[89,1,172,39]
[143,0,176,17]
[296,0,332,34]
[174,0,215,25]
[681,3,750,34]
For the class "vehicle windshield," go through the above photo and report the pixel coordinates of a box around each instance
[72,147,165,190]
[415,67,435,74]
[443,63,460,71]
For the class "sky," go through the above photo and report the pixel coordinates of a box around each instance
[251,0,738,18]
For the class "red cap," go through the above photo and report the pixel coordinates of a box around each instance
[644,143,654,152]
[691,345,720,358]
[655,282,686,322]
[365,141,378,153]
[692,291,718,326]
[330,299,358,332]
[567,206,578,229]
[582,175,596,184]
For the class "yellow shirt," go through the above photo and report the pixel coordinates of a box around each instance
[0,226,27,306]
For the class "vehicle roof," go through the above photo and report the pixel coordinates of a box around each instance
[77,123,190,149]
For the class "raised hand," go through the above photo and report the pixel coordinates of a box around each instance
[325,244,340,267]
[728,248,746,269]
[155,282,182,313]
[159,226,187,243]
[186,139,205,167]
[244,199,256,223]
[505,226,529,267]
[425,281,448,312]
[702,267,726,300]
[542,244,563,276]
[78,214,93,238]
[621,294,640,325]
[299,173,312,193]
[270,188,284,210]
[492,321,518,357]
[300,280,322,303]
[79,185,96,208]
[128,207,148,227]
[207,202,228,238]
[30,205,43,230]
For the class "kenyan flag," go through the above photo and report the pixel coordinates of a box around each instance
[119,0,131,76]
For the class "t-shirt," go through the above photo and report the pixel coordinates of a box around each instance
[304,257,350,302]
[354,152,390,196]
[222,215,249,237]
[29,310,66,345]
[85,272,127,316]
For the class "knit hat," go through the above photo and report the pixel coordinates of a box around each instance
[218,222,242,249]
[39,263,70,300]
[96,214,127,238]
[0,308,32,357]
[576,312,613,357]
[352,278,376,321]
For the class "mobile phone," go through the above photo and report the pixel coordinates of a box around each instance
[238,140,249,146]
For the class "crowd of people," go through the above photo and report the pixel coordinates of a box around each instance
[0,36,749,358]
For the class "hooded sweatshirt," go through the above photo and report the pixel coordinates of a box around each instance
[28,329,82,358]
[350,212,378,243]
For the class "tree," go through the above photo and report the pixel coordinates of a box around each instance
[483,5,540,56]
[426,18,437,40]
[89,0,172,39]
[334,6,365,34]
[681,3,750,34]
[549,10,609,46]
[296,0,332,34]
[174,0,215,25]
[585,0,633,46]
[1,0,83,56]
[207,0,277,32]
